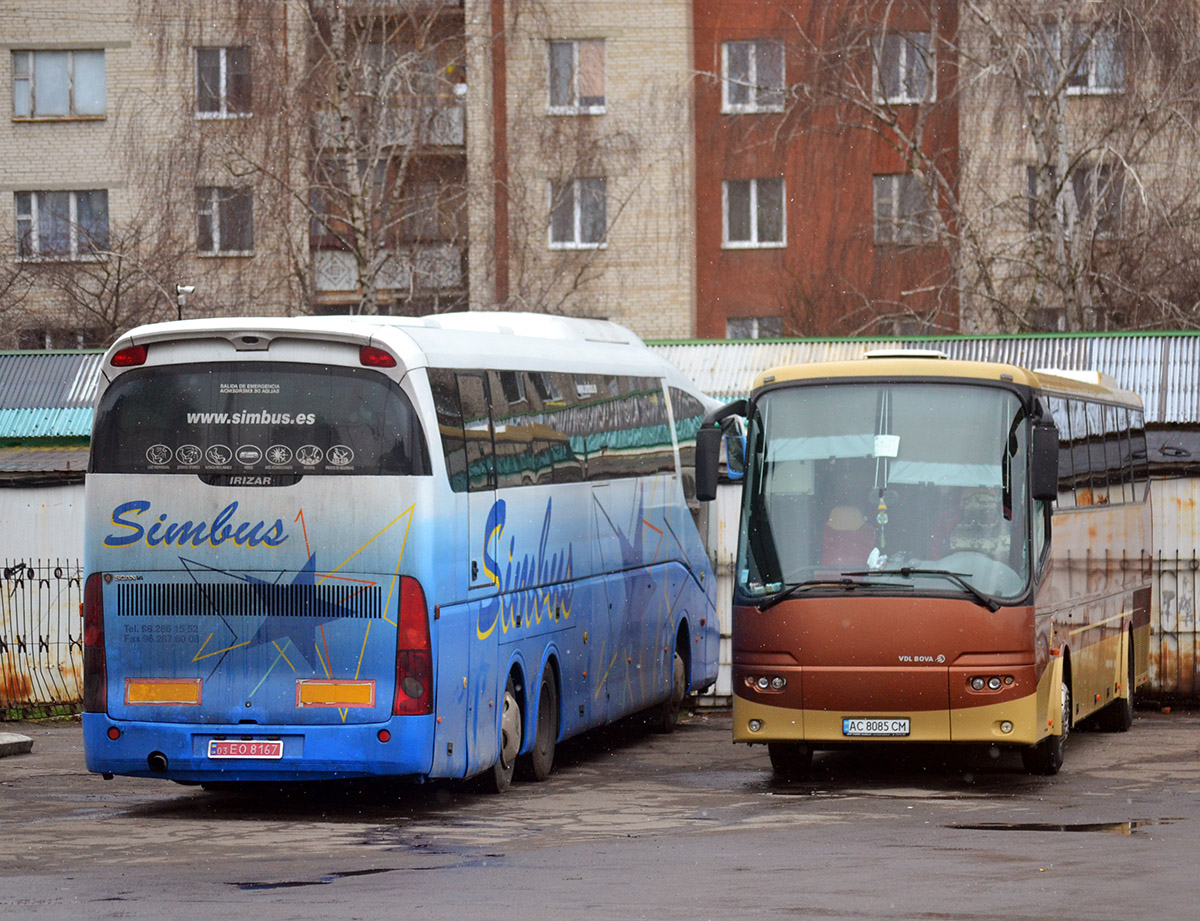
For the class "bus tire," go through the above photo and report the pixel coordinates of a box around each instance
[519,669,558,782]
[655,647,688,733]
[484,674,522,793]
[1097,637,1135,733]
[1022,678,1070,775]
[768,742,813,778]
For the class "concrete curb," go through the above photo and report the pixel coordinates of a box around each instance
[0,732,34,757]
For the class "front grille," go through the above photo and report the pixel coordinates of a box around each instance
[115,581,384,620]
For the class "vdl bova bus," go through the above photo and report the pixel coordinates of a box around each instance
[82,313,720,790]
[696,351,1152,775]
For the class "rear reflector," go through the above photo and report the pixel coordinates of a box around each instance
[110,345,147,367]
[124,678,202,706]
[296,679,376,708]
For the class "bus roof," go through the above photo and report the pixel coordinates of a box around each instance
[103,313,709,400]
[754,355,1143,407]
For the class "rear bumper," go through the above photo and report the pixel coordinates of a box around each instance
[82,713,436,782]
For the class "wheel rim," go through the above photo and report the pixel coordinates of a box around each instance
[1060,679,1071,743]
[499,689,520,769]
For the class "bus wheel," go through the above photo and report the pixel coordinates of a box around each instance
[768,742,813,778]
[1023,679,1071,776]
[485,674,522,793]
[1097,639,1135,733]
[655,648,687,733]
[519,670,558,782]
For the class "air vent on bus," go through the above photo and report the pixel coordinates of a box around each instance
[115,582,384,619]
[863,349,949,360]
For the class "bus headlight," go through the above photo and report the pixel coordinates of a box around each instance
[748,719,763,733]
[971,677,986,691]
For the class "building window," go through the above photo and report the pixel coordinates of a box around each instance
[1026,163,1125,237]
[196,47,252,117]
[15,190,109,259]
[1035,25,1124,95]
[548,40,605,114]
[726,316,784,340]
[873,174,936,245]
[874,32,933,104]
[196,187,254,254]
[721,40,785,113]
[549,178,607,248]
[12,50,105,118]
[723,178,785,248]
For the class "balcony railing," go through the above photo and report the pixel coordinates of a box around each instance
[313,244,464,294]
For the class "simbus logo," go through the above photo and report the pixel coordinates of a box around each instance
[103,500,289,549]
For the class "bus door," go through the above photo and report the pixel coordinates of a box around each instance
[457,371,502,774]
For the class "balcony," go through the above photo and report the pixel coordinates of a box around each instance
[313,244,464,294]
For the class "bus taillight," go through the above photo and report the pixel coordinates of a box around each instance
[110,345,147,367]
[394,577,432,716]
[360,345,396,368]
[82,573,107,714]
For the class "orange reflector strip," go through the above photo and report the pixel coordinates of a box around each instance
[296,679,376,708]
[125,678,202,706]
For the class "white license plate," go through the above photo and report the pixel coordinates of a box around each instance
[842,718,910,737]
[207,739,284,760]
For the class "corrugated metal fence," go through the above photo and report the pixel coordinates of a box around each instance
[0,559,83,715]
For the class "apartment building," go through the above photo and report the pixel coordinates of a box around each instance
[466,0,696,338]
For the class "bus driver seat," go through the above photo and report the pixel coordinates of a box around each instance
[821,505,876,566]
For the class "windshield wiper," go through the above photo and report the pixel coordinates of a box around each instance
[842,567,1001,612]
[755,577,870,612]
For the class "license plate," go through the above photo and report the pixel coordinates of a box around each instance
[207,739,284,760]
[842,718,910,737]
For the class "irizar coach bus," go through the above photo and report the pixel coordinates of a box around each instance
[82,313,719,790]
[696,352,1151,776]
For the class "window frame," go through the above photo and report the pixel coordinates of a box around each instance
[725,316,784,340]
[873,31,935,105]
[11,49,106,119]
[722,177,786,249]
[1035,24,1125,96]
[872,173,937,246]
[196,186,255,256]
[548,178,608,250]
[721,39,785,114]
[195,46,252,119]
[14,189,109,261]
[547,39,606,116]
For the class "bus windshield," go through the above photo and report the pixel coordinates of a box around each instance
[738,381,1030,604]
[90,361,430,477]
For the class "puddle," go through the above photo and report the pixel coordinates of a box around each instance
[950,818,1182,835]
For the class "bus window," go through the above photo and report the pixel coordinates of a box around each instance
[1045,396,1075,508]
[89,361,429,477]
[1085,402,1109,505]
[428,368,468,492]
[457,372,495,492]
[1102,405,1125,504]
[1131,409,1149,500]
[489,371,538,488]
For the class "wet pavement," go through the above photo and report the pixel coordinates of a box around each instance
[2,708,1200,919]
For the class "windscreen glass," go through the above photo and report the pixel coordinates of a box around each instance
[738,382,1030,602]
[91,361,429,477]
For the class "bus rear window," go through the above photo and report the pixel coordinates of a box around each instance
[90,361,430,477]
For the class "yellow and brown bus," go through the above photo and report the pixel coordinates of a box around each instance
[696,352,1152,775]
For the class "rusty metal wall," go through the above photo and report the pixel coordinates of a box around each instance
[1150,478,1200,701]
[0,559,83,713]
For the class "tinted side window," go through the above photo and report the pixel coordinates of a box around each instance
[1045,395,1074,508]
[1130,408,1149,501]
[428,368,468,492]
[457,372,495,492]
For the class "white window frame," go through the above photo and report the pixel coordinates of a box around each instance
[547,39,606,115]
[722,178,786,249]
[14,190,109,261]
[548,178,607,250]
[12,49,106,119]
[721,40,785,114]
[1036,25,1124,96]
[873,174,937,245]
[195,46,252,119]
[725,316,784,340]
[873,32,934,105]
[1026,162,1125,239]
[196,187,255,255]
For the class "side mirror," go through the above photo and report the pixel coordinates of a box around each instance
[696,425,722,502]
[1031,421,1058,502]
[696,399,747,502]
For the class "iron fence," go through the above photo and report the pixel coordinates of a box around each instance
[0,558,83,715]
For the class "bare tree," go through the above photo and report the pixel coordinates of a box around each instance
[778,0,1200,333]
